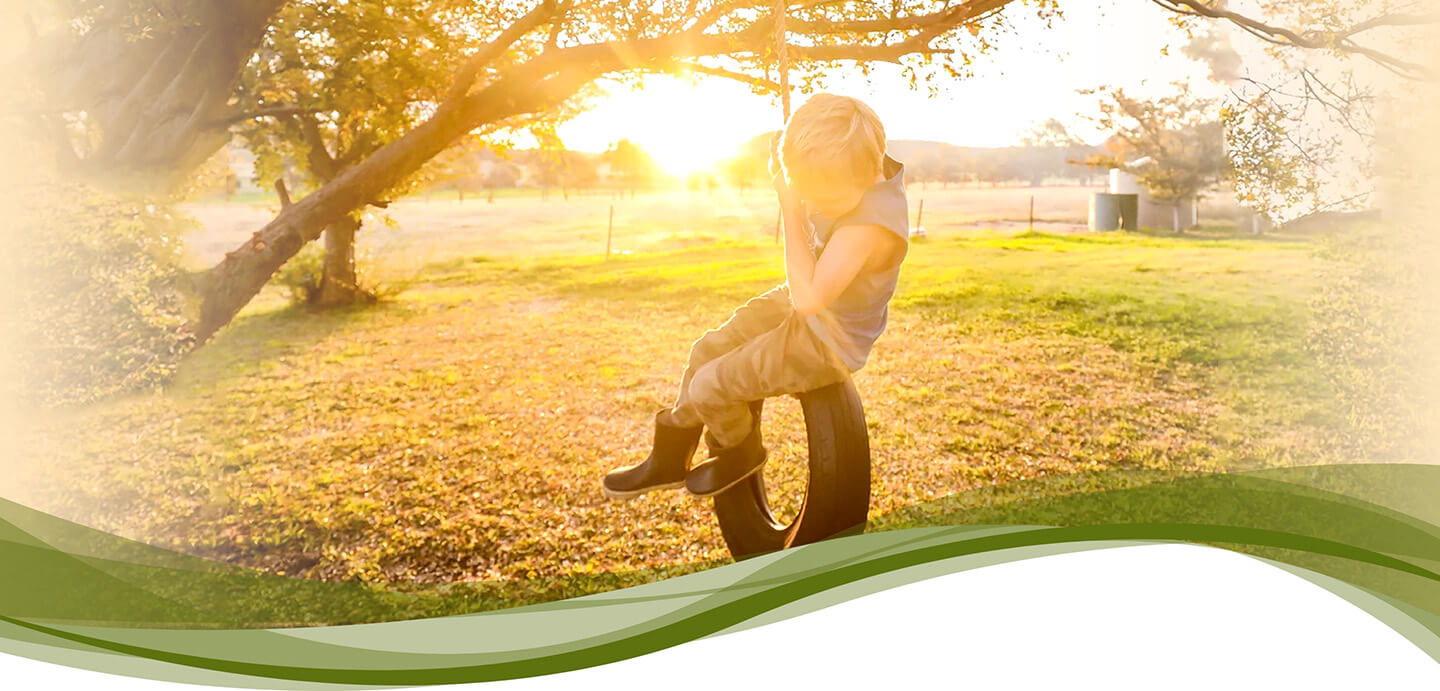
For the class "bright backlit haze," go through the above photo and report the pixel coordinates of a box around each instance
[558,1,1228,175]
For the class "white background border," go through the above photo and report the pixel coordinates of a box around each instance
[4,544,1437,690]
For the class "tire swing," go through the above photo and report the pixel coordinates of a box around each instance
[711,2,873,559]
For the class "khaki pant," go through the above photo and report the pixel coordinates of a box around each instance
[660,283,853,449]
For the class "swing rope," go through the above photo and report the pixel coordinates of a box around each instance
[774,0,790,121]
[773,0,789,244]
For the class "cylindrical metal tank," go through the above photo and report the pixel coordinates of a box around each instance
[1109,168,1140,194]
[1090,193,1139,231]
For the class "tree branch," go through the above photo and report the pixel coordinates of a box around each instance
[1150,0,1436,79]
[788,1,1001,35]
[454,0,1008,138]
[686,1,766,33]
[1338,11,1440,38]
[656,59,782,90]
[213,105,319,127]
[445,0,568,103]
[288,113,338,181]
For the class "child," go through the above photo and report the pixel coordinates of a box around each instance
[602,93,910,500]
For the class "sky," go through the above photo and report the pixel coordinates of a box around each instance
[556,0,1232,175]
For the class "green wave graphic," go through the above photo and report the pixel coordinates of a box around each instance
[1,463,1438,687]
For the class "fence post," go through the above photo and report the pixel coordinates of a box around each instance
[1029,195,1034,233]
[606,204,614,260]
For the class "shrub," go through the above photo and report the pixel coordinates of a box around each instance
[271,223,400,307]
[9,180,199,408]
[273,241,328,305]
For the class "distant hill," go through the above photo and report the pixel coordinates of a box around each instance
[717,136,1106,187]
[886,139,1104,186]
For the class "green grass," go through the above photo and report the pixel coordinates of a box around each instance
[418,229,1335,436]
[7,226,1378,610]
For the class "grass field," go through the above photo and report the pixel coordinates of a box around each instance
[6,188,1371,599]
[178,184,1245,270]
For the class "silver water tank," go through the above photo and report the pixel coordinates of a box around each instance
[1090,193,1138,231]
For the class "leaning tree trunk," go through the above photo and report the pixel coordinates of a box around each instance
[315,215,364,307]
[189,93,501,343]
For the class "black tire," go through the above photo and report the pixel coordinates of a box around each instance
[712,377,872,559]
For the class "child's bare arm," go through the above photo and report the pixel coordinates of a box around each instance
[774,172,902,317]
[779,201,898,317]
[773,184,827,316]
[791,224,901,316]
[774,177,817,313]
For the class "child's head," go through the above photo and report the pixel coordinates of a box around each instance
[779,93,887,217]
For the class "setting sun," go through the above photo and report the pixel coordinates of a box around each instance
[560,75,778,177]
[644,133,737,177]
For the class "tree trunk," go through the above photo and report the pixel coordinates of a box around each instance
[34,0,286,192]
[190,95,489,343]
[314,215,363,307]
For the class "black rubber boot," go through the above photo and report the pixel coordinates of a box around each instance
[684,418,767,498]
[602,409,704,500]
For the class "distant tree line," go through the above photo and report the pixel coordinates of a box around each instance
[711,134,1109,193]
[417,138,663,201]
[891,141,1106,188]
[261,134,1115,203]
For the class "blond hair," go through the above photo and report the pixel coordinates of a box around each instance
[780,93,887,189]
